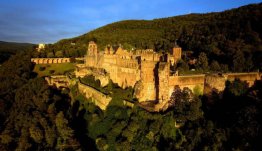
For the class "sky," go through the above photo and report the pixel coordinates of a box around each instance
[0,0,261,44]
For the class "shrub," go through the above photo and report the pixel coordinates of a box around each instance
[39,66,46,71]
[49,70,55,74]
[70,57,76,63]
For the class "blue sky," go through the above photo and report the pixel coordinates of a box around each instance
[0,0,261,44]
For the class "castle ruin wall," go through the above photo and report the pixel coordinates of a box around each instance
[78,82,112,110]
[168,75,205,97]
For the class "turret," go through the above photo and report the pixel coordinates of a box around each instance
[87,41,98,56]
[86,41,98,67]
[137,60,157,102]
[170,46,182,64]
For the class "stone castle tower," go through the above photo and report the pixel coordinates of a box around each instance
[87,41,97,55]
[86,41,98,67]
[136,60,158,102]
[170,46,182,65]
[158,62,170,103]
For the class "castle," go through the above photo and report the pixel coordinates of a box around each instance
[32,41,261,111]
[74,41,185,103]
[76,41,199,103]
[74,41,261,106]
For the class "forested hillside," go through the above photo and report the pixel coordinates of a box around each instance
[0,41,35,63]
[0,51,262,150]
[0,52,81,150]
[42,3,262,71]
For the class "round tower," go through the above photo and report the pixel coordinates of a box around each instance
[139,60,157,101]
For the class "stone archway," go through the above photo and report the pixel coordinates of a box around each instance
[47,59,52,64]
[57,58,62,63]
[31,59,37,64]
[43,59,48,64]
[38,58,44,64]
[61,58,66,63]
[53,59,58,63]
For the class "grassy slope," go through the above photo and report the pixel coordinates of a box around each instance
[33,63,75,77]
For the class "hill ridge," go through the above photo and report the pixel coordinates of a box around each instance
[42,3,261,71]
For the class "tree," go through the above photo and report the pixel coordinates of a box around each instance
[169,86,183,107]
[193,85,203,96]
[224,79,249,96]
[210,60,221,72]
[55,112,80,150]
[245,54,254,72]
[55,51,63,58]
[122,43,134,51]
[39,51,46,57]
[220,64,229,72]
[170,86,202,122]
[0,131,13,145]
[176,59,189,73]
[233,51,245,72]
[29,125,44,143]
[196,52,209,71]
[16,128,32,151]
[45,126,57,147]
[47,52,55,58]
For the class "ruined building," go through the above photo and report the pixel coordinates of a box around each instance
[75,41,261,106]
[76,41,182,104]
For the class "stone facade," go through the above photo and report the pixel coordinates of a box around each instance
[44,75,111,110]
[204,72,261,93]
[45,75,70,88]
[158,62,170,103]
[78,82,112,110]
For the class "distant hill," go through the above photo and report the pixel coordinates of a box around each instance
[0,41,35,53]
[44,3,262,71]
[0,41,35,63]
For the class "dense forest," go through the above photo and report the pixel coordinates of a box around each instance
[40,3,262,71]
[0,49,262,150]
[0,41,35,64]
[0,52,81,150]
